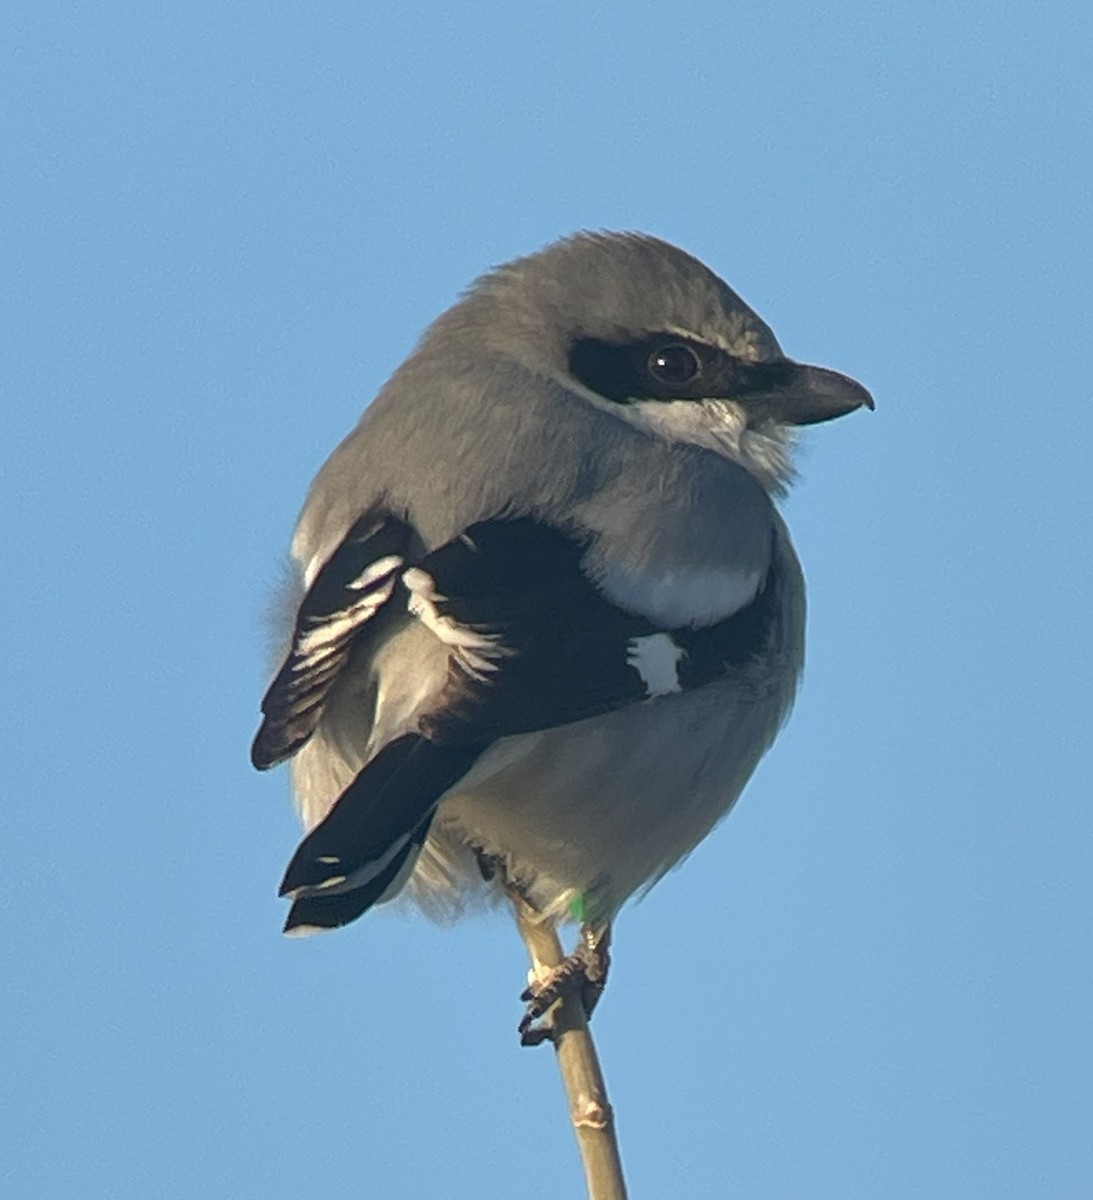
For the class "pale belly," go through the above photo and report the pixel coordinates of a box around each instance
[414,674,793,923]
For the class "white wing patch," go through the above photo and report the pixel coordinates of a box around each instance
[627,633,685,697]
[599,562,764,628]
[402,567,504,680]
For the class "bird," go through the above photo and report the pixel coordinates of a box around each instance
[252,231,871,1040]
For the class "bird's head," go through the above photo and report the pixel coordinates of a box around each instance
[420,231,872,492]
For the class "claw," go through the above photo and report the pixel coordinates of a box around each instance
[518,923,611,1046]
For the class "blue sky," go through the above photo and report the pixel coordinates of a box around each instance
[4,3,1090,1196]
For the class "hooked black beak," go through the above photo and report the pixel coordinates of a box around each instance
[739,361,874,427]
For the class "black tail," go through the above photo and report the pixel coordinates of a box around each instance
[278,734,482,933]
[283,815,432,934]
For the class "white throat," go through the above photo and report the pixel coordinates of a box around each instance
[623,398,796,495]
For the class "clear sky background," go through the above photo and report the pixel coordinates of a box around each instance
[4,3,1090,1197]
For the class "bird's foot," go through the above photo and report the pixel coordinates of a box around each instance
[518,923,611,1047]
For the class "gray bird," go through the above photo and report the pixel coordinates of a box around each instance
[252,232,871,1037]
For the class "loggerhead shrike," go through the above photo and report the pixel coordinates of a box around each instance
[252,232,871,1037]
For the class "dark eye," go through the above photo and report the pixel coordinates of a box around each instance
[647,343,701,385]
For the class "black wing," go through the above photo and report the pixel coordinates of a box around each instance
[251,506,413,770]
[274,516,781,932]
[412,520,654,740]
[412,517,780,743]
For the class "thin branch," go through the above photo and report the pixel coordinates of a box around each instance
[513,901,629,1200]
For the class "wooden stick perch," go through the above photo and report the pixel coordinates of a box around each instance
[514,901,628,1200]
